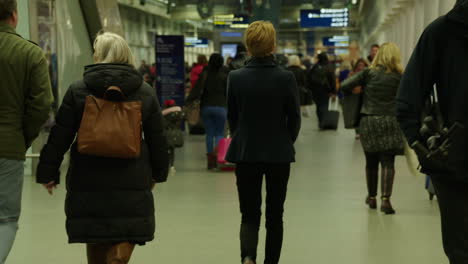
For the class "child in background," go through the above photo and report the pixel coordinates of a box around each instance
[162,99,186,173]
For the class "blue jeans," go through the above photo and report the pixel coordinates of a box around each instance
[0,159,24,264]
[201,106,227,153]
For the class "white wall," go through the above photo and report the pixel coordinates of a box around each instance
[360,0,456,66]
[119,5,214,66]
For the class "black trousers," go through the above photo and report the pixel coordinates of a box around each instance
[431,176,468,264]
[235,163,291,264]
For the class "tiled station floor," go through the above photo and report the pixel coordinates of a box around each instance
[7,110,446,264]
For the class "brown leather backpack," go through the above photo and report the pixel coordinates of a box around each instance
[77,86,142,159]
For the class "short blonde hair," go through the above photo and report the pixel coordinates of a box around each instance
[288,55,302,67]
[93,32,135,66]
[244,21,276,57]
[370,42,403,74]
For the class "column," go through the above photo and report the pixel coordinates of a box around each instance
[414,0,425,39]
[17,0,30,38]
[423,0,439,26]
[439,0,456,15]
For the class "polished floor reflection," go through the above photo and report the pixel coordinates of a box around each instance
[8,111,446,264]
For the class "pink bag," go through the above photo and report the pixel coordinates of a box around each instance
[217,138,235,170]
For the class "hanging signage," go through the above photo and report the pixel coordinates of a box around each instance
[155,35,185,106]
[185,37,209,48]
[323,36,350,47]
[300,8,349,28]
[214,14,250,29]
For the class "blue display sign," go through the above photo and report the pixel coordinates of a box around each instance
[155,35,185,106]
[185,37,209,48]
[323,36,350,47]
[220,32,243,38]
[214,14,250,29]
[300,9,349,28]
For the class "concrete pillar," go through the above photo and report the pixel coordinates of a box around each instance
[439,0,456,15]
[414,0,425,39]
[424,0,439,26]
[17,0,30,38]
[405,6,416,65]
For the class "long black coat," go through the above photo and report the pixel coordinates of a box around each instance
[397,3,468,181]
[287,65,311,106]
[36,64,169,244]
[226,56,301,163]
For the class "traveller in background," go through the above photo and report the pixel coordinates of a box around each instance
[397,0,468,262]
[36,32,169,264]
[190,54,208,91]
[226,56,234,67]
[138,59,150,76]
[275,53,288,70]
[338,60,352,84]
[347,58,369,139]
[226,21,301,264]
[186,53,228,169]
[150,62,156,81]
[307,52,337,129]
[162,99,185,174]
[287,55,311,117]
[366,44,380,64]
[229,43,248,70]
[0,0,54,262]
[341,42,404,215]
[302,55,313,71]
[143,73,153,86]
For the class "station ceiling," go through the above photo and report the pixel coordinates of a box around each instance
[171,0,352,7]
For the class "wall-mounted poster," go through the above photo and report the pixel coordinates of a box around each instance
[155,35,185,107]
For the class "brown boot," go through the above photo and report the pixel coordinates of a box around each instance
[207,153,217,170]
[87,243,111,264]
[381,197,396,215]
[106,242,135,264]
[381,164,396,214]
[365,196,377,209]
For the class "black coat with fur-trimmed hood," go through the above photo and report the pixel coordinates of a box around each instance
[36,63,169,244]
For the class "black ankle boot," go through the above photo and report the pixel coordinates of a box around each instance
[381,197,396,215]
[365,196,377,209]
[242,256,255,264]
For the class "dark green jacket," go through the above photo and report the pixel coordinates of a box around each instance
[0,22,53,160]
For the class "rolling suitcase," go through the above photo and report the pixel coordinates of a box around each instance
[321,97,340,130]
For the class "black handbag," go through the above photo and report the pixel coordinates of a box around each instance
[166,129,184,148]
[342,93,363,129]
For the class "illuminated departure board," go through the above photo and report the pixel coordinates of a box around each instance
[300,9,350,28]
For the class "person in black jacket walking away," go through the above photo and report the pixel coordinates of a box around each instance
[342,43,404,215]
[36,32,169,264]
[227,21,301,264]
[287,55,310,117]
[186,53,228,169]
[397,1,468,262]
[307,53,337,129]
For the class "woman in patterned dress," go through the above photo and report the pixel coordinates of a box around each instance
[341,43,405,214]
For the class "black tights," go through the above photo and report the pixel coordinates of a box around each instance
[364,152,396,198]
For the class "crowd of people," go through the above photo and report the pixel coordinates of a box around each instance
[1,0,468,264]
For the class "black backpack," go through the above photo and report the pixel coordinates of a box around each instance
[307,64,330,92]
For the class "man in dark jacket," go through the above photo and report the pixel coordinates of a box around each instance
[0,0,53,262]
[229,43,249,71]
[307,53,337,129]
[397,1,468,263]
